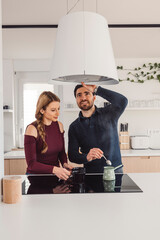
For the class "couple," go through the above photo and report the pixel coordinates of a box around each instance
[24,83,128,180]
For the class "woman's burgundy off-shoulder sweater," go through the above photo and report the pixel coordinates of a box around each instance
[24,121,67,174]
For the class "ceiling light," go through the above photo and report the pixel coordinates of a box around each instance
[50,11,118,85]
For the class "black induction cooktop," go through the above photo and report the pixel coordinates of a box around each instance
[22,173,142,195]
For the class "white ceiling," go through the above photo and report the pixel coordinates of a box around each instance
[2,0,160,59]
[2,0,160,24]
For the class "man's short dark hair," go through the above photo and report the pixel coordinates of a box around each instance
[74,84,83,97]
[74,84,95,97]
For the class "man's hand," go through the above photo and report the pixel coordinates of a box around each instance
[63,162,73,171]
[81,82,97,94]
[87,148,103,161]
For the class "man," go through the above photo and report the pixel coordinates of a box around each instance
[68,82,128,173]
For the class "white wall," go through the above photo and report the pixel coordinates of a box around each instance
[0,0,4,196]
[3,60,15,151]
[2,27,160,60]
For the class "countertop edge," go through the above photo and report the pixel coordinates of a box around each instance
[4,149,160,159]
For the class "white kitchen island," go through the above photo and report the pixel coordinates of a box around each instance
[0,173,160,240]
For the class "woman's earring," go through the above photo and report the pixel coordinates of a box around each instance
[40,109,44,115]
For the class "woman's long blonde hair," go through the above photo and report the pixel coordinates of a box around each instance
[35,91,60,153]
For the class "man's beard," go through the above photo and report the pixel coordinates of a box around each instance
[78,100,94,111]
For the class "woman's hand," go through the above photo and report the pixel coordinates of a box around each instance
[53,166,71,180]
[87,148,103,161]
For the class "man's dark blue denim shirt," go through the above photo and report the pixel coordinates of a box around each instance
[68,86,128,173]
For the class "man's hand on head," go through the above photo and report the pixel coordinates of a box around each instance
[81,82,97,94]
[87,148,103,161]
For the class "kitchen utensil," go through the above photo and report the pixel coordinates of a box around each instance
[102,154,112,166]
[3,105,9,109]
[102,154,123,175]
[120,123,128,132]
[102,155,123,171]
[103,166,115,181]
[71,167,86,184]
[119,122,130,150]
[103,164,123,181]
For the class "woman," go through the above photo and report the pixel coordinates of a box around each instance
[24,91,72,180]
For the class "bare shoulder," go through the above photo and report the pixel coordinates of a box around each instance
[25,124,37,138]
[57,121,64,133]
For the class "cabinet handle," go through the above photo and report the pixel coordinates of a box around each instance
[140,156,150,159]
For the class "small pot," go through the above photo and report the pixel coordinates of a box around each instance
[103,166,116,181]
[71,167,86,184]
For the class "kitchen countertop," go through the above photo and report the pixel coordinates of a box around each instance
[4,150,25,159]
[121,149,160,156]
[4,149,160,159]
[0,173,160,240]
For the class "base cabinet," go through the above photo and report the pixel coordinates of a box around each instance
[4,160,10,175]
[4,159,82,175]
[5,156,160,174]
[122,156,160,173]
[4,159,27,175]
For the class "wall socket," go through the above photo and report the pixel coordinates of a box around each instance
[147,129,160,136]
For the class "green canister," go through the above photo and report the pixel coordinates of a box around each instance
[103,166,115,181]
